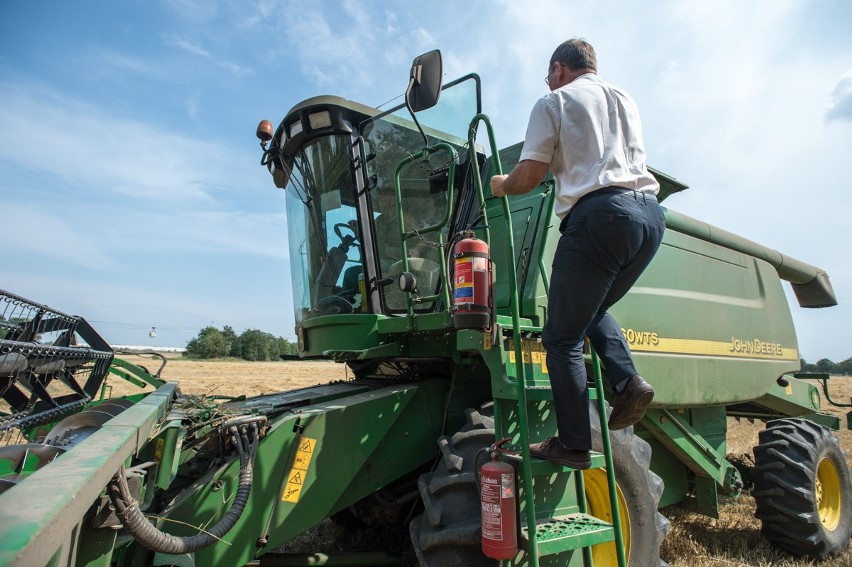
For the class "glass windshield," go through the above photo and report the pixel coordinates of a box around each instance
[281,76,482,321]
[284,134,363,324]
[362,76,480,312]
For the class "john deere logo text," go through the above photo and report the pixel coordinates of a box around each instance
[729,337,783,356]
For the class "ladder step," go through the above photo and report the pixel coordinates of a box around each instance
[504,450,606,473]
[520,513,615,556]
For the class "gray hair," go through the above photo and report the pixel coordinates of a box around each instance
[550,39,597,72]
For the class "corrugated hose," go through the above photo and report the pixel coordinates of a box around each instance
[107,417,265,554]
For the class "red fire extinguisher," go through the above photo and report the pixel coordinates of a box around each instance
[481,438,517,560]
[452,233,492,330]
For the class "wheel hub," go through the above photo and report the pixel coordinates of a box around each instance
[584,468,631,564]
[816,457,842,531]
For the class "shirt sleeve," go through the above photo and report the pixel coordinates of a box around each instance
[519,96,559,164]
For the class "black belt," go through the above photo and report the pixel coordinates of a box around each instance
[560,187,656,232]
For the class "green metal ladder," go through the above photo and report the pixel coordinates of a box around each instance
[500,343,628,566]
[468,115,627,566]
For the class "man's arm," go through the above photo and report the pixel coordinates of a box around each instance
[490,159,549,197]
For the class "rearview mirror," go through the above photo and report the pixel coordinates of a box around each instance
[406,50,442,113]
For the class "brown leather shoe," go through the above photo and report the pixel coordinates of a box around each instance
[529,437,591,469]
[609,374,654,430]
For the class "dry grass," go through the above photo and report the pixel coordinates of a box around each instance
[107,354,348,398]
[663,376,852,567]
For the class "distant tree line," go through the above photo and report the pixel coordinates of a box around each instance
[800,357,852,376]
[183,326,852,371]
[184,325,298,361]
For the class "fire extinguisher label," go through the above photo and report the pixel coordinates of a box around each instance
[481,475,503,541]
[455,257,474,304]
[473,257,488,271]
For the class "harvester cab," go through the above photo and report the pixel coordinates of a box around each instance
[257,50,483,333]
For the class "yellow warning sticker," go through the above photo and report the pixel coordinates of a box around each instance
[282,436,316,503]
[508,346,549,374]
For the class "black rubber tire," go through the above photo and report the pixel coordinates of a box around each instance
[753,418,852,559]
[409,404,668,566]
[588,403,669,567]
[410,407,495,567]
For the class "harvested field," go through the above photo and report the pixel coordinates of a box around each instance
[113,354,349,397]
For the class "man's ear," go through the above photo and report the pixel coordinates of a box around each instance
[554,62,565,84]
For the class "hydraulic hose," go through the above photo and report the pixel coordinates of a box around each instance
[107,418,264,554]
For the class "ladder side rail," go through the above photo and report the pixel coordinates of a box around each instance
[468,114,539,564]
[591,348,627,567]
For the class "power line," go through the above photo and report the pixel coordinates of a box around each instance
[89,320,198,333]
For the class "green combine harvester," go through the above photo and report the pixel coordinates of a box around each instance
[1,50,849,566]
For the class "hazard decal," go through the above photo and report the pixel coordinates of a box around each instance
[282,436,316,503]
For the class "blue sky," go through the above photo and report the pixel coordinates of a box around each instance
[2,0,851,361]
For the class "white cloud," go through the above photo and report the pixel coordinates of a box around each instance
[269,1,465,104]
[114,208,289,259]
[94,49,167,79]
[276,1,373,91]
[163,0,219,25]
[2,203,120,271]
[161,33,254,77]
[826,69,852,123]
[0,81,245,203]
[413,28,436,50]
[0,272,295,345]
[385,10,399,34]
[163,34,211,57]
[0,78,289,285]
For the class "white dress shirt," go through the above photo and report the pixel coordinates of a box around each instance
[519,73,659,219]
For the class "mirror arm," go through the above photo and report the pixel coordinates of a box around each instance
[404,76,429,148]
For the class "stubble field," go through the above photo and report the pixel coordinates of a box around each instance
[113,355,852,566]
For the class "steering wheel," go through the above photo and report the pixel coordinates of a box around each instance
[334,222,359,245]
[316,295,354,315]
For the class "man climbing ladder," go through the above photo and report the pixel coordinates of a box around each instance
[491,38,665,469]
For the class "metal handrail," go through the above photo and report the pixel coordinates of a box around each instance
[393,143,457,316]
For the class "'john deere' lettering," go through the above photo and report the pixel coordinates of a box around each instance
[729,337,783,357]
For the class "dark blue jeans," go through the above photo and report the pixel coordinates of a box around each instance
[542,188,665,451]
